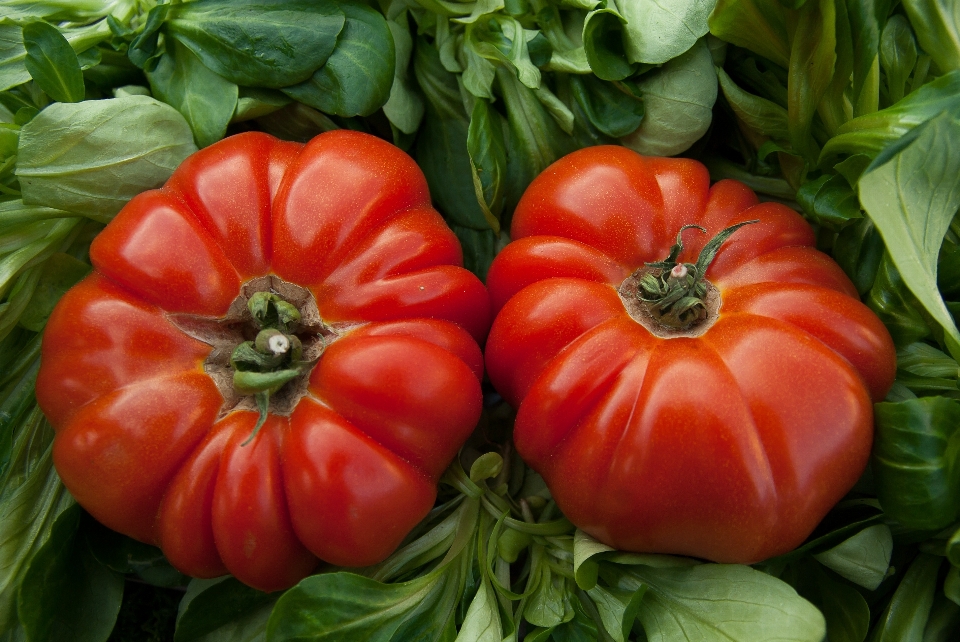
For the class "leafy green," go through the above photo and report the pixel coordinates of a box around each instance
[413,39,491,233]
[708,0,791,68]
[0,19,110,93]
[869,553,941,641]
[880,15,919,105]
[811,524,892,590]
[466,98,507,233]
[21,21,85,104]
[821,71,960,159]
[858,111,960,358]
[867,255,931,347]
[582,5,634,81]
[782,561,871,642]
[717,66,790,143]
[902,0,960,73]
[16,95,197,220]
[265,506,475,641]
[873,397,960,530]
[618,563,826,641]
[382,14,424,135]
[282,2,394,118]
[147,38,238,148]
[620,38,717,156]
[175,578,276,642]
[17,504,124,642]
[787,0,836,161]
[16,252,89,332]
[796,173,862,229]
[616,0,714,65]
[0,409,74,637]
[166,0,346,88]
[569,74,644,139]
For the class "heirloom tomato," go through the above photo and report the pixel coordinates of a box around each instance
[485,146,896,564]
[36,130,491,591]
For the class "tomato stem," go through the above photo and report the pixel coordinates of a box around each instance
[231,291,314,444]
[638,220,759,329]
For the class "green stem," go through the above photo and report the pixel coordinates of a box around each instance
[638,220,759,329]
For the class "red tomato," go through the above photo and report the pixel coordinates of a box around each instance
[485,147,895,564]
[36,131,491,591]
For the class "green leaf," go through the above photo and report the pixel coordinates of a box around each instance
[787,0,836,161]
[16,252,89,332]
[939,237,960,299]
[497,67,576,220]
[620,38,716,156]
[873,397,960,530]
[783,562,870,642]
[573,530,614,591]
[525,551,574,628]
[457,577,502,642]
[569,75,643,139]
[0,19,110,93]
[617,0,714,65]
[127,3,167,70]
[946,566,960,606]
[582,6,634,81]
[858,111,960,358]
[0,219,79,319]
[0,0,137,22]
[708,0,791,68]
[716,66,790,142]
[812,524,892,590]
[147,38,238,148]
[621,564,826,642]
[462,41,497,100]
[467,15,540,90]
[231,87,291,123]
[17,505,124,642]
[847,0,890,117]
[382,15,424,135]
[811,566,870,642]
[585,584,645,642]
[176,577,277,642]
[84,520,185,588]
[902,0,960,73]
[0,411,73,635]
[922,593,960,641]
[16,95,197,220]
[880,15,918,105]
[282,2,395,118]
[412,39,491,233]
[21,21,84,103]
[451,224,498,281]
[266,568,462,642]
[467,98,507,233]
[166,0,346,88]
[871,553,941,642]
[796,173,862,229]
[897,343,959,379]
[834,153,872,187]
[867,254,931,347]
[821,71,960,160]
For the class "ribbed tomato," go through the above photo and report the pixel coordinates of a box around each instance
[485,146,895,564]
[36,130,490,591]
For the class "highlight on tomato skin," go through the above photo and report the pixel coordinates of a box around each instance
[34,130,492,593]
[484,145,897,566]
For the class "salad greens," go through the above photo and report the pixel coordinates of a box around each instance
[0,0,959,640]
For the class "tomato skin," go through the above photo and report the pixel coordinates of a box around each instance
[37,131,490,591]
[485,146,896,564]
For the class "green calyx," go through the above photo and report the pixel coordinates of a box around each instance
[638,220,759,329]
[230,292,311,445]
